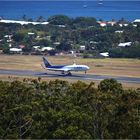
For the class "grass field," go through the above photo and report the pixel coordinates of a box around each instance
[0,54,140,88]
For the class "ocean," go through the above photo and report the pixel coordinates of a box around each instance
[0,1,140,21]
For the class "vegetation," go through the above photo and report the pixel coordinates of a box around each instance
[109,44,140,58]
[0,78,140,139]
[0,15,140,57]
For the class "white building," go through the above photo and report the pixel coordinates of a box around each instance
[28,32,35,35]
[57,25,66,28]
[133,19,140,23]
[118,42,132,47]
[97,21,107,27]
[53,42,60,45]
[10,48,22,53]
[0,19,49,25]
[100,52,109,57]
[80,45,86,51]
[115,30,123,33]
[119,23,128,27]
[41,47,54,52]
[33,46,40,50]
[107,21,116,26]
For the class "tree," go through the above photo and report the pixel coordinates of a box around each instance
[12,33,25,42]
[98,78,123,94]
[36,16,46,22]
[0,79,140,139]
[22,15,27,21]
[48,15,71,25]
[109,44,140,58]
[56,42,72,51]
[2,43,10,54]
[72,17,97,28]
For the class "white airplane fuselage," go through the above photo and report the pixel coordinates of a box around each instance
[46,64,89,72]
[42,57,90,75]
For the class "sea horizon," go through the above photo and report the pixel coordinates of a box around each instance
[0,1,140,21]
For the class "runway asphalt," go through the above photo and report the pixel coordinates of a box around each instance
[0,69,140,84]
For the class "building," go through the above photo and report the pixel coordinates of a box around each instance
[133,19,140,23]
[107,21,116,26]
[100,52,109,57]
[80,45,86,51]
[33,46,41,50]
[28,32,35,35]
[0,19,49,25]
[9,48,22,53]
[118,42,132,47]
[97,21,107,27]
[115,30,123,33]
[41,47,54,52]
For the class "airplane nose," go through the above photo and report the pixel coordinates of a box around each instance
[87,66,90,70]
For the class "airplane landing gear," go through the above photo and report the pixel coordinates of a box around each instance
[85,71,87,74]
[62,71,65,75]
[61,71,72,76]
[67,72,72,76]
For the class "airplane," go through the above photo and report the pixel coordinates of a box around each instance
[42,57,90,76]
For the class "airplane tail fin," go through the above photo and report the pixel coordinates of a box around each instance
[42,57,51,67]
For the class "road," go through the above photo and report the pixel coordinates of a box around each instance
[0,69,140,84]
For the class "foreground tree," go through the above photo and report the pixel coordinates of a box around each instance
[0,79,140,139]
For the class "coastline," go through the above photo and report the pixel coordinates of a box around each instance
[0,19,49,25]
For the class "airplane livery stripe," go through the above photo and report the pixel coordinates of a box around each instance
[48,65,66,69]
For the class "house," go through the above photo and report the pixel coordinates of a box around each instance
[28,32,35,35]
[33,46,40,50]
[19,45,25,49]
[97,21,107,27]
[118,42,132,47]
[10,48,22,53]
[80,45,86,51]
[133,19,140,23]
[53,42,60,45]
[97,21,116,27]
[100,52,109,57]
[107,21,116,26]
[90,41,99,44]
[57,25,66,28]
[4,35,12,39]
[9,44,12,47]
[133,19,140,26]
[41,47,54,52]
[119,24,123,27]
[115,30,123,33]
[7,39,12,43]
[133,24,137,27]
[119,23,128,27]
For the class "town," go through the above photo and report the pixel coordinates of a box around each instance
[0,15,140,58]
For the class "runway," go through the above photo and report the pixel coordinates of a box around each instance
[0,69,140,84]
